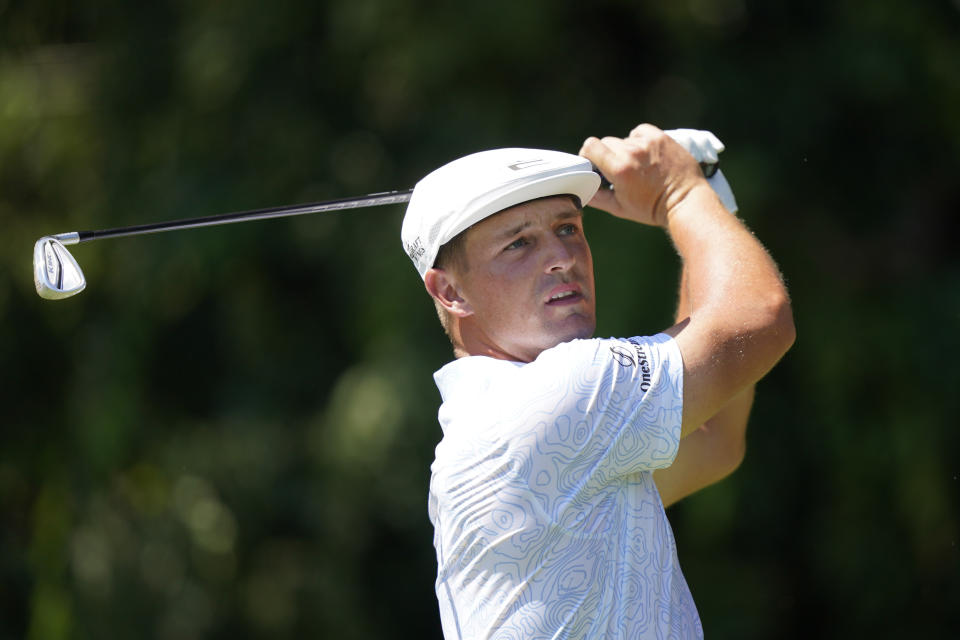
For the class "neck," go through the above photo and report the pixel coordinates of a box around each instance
[452,318,529,362]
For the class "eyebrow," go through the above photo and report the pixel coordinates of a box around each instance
[495,208,583,241]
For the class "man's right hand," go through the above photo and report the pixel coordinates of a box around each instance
[579,124,710,228]
[583,122,795,441]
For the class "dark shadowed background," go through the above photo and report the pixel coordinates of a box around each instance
[2,1,958,638]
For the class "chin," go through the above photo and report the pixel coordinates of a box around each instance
[546,318,596,348]
[564,327,595,344]
[569,313,596,338]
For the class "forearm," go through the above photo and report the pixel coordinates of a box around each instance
[654,385,754,507]
[668,185,788,332]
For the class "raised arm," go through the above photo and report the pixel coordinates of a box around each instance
[580,124,795,440]
[653,265,756,507]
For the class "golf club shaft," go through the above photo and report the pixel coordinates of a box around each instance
[53,190,414,245]
[48,160,719,246]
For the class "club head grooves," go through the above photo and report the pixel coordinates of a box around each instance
[34,236,86,300]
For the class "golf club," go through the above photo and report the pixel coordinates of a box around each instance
[33,190,414,300]
[33,156,721,300]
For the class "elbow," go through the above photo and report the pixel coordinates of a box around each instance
[757,290,796,362]
[712,429,746,480]
[771,292,796,355]
[700,420,747,481]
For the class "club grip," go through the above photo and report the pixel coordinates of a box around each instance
[591,160,719,188]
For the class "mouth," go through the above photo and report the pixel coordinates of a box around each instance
[545,284,584,306]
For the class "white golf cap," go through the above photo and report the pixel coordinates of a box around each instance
[401,148,601,278]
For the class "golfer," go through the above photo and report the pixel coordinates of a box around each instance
[401,124,795,639]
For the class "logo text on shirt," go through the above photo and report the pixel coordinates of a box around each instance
[609,340,652,391]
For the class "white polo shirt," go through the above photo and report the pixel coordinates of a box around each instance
[428,333,702,640]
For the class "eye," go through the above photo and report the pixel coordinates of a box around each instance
[504,237,528,251]
[557,223,579,236]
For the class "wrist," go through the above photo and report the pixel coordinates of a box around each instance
[663,180,728,229]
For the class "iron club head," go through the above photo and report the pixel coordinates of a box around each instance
[34,236,86,300]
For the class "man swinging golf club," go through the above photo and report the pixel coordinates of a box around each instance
[401,124,795,639]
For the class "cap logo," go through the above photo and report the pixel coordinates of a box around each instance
[507,159,547,171]
[405,237,425,261]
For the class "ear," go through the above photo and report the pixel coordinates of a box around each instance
[424,267,473,317]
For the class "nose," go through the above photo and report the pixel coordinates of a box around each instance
[544,235,575,273]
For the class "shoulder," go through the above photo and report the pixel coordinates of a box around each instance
[433,355,521,400]
[532,333,681,379]
[433,334,681,406]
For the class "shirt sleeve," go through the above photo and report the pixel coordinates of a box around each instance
[510,333,684,479]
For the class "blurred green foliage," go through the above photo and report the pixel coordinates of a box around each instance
[2,0,958,638]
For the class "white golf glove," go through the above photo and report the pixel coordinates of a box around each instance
[665,128,739,213]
